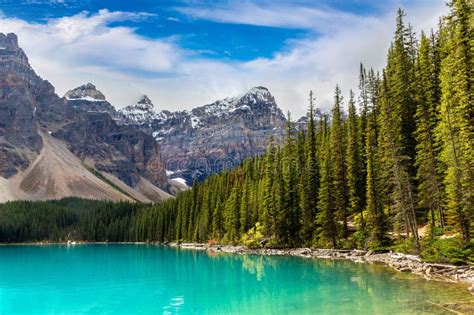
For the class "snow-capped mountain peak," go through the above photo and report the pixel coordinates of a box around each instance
[136,95,154,110]
[242,86,273,103]
[64,83,106,102]
[64,83,287,185]
[187,86,279,128]
[118,95,160,125]
[64,83,116,115]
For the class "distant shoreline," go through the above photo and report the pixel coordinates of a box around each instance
[1,240,473,293]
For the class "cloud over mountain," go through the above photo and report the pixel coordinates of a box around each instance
[0,1,447,116]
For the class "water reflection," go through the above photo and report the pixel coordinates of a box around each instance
[0,245,472,315]
[241,255,265,281]
[163,296,184,315]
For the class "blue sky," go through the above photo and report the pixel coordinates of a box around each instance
[0,0,447,115]
[1,0,308,61]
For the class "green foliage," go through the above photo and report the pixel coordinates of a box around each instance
[299,91,319,245]
[316,116,339,248]
[391,239,420,255]
[414,32,445,230]
[0,198,143,243]
[241,222,265,249]
[420,237,474,264]
[346,90,365,232]
[435,0,472,244]
[330,85,349,239]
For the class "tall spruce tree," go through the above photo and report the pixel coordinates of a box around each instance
[330,85,349,238]
[414,32,445,230]
[281,113,300,245]
[262,136,277,237]
[224,184,241,243]
[272,147,286,245]
[346,90,365,230]
[316,116,338,247]
[365,100,387,248]
[299,91,319,244]
[240,175,251,235]
[379,72,420,252]
[436,0,472,244]
[212,199,224,240]
[385,9,418,178]
[358,64,369,209]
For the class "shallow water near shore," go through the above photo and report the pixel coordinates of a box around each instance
[0,244,472,314]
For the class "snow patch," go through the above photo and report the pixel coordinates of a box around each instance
[171,177,188,186]
[67,96,105,102]
[190,116,200,129]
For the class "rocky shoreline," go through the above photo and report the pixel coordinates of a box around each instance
[172,242,474,293]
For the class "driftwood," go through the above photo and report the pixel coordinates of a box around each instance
[425,301,463,314]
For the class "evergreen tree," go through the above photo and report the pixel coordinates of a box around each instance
[282,112,300,245]
[299,91,319,244]
[272,147,285,244]
[385,9,418,177]
[330,85,349,238]
[212,199,224,240]
[414,32,445,230]
[358,64,369,209]
[365,100,387,248]
[262,136,277,237]
[316,117,338,248]
[346,90,365,230]
[436,0,472,244]
[240,176,251,235]
[379,72,420,252]
[224,185,241,243]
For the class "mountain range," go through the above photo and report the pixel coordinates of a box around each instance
[65,83,287,184]
[0,32,289,202]
[0,33,173,203]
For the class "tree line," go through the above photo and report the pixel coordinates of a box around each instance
[132,2,473,253]
[0,2,471,261]
[0,198,143,243]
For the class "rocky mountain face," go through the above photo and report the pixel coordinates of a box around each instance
[0,33,171,203]
[64,83,116,115]
[0,33,44,177]
[115,87,287,183]
[64,83,288,184]
[63,82,288,184]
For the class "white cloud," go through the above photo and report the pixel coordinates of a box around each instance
[0,2,448,117]
[174,0,448,114]
[177,1,360,33]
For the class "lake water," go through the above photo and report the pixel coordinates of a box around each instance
[0,245,472,314]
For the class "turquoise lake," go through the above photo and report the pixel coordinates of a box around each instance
[0,245,472,314]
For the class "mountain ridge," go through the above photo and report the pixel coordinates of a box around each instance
[0,32,173,203]
[64,83,288,184]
